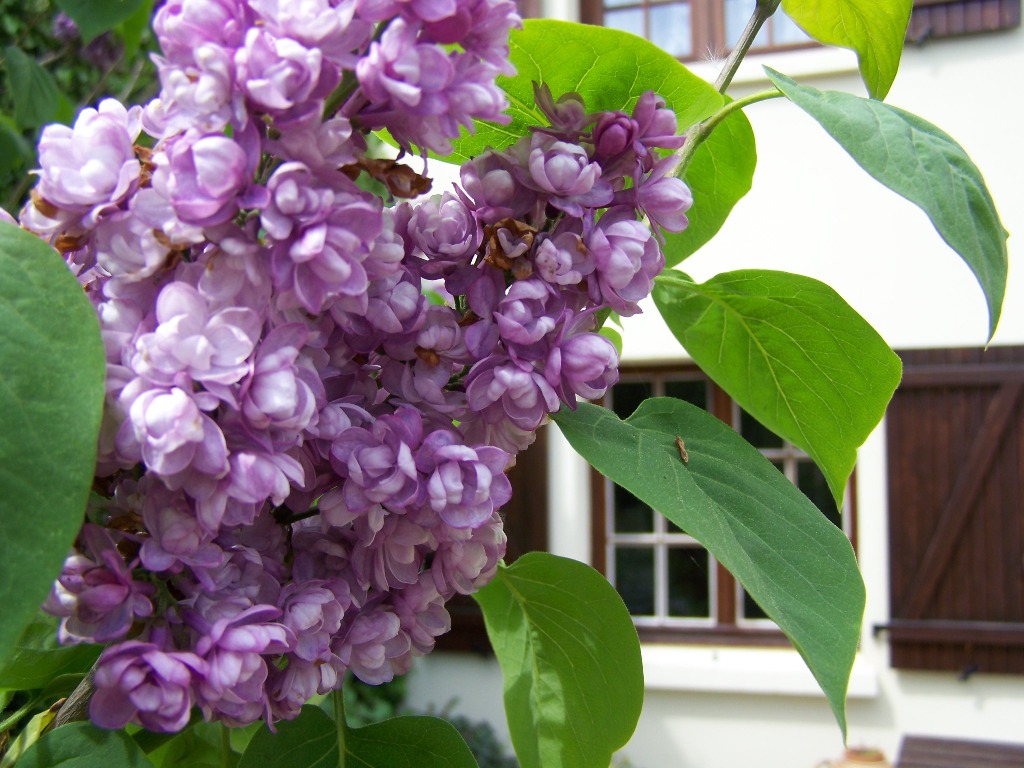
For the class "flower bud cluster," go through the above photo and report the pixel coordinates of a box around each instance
[22,0,691,735]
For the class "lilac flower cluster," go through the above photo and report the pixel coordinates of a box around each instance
[23,0,691,735]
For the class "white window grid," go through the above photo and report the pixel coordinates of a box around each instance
[604,372,851,629]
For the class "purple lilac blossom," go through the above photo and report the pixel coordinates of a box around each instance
[28,0,689,732]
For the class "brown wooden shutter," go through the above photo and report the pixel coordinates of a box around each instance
[908,0,1021,43]
[435,425,549,653]
[886,347,1024,674]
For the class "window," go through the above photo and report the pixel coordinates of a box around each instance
[580,0,812,61]
[592,365,852,644]
[581,0,1021,61]
[883,347,1024,675]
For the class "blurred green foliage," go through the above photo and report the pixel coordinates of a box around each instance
[0,0,159,215]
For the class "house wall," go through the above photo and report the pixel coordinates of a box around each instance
[405,15,1024,768]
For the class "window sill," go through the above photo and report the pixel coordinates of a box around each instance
[640,644,879,698]
[684,45,859,90]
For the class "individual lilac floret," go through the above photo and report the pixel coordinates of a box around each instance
[235,28,327,114]
[335,607,412,685]
[153,0,253,66]
[34,99,142,221]
[133,282,261,386]
[416,430,512,528]
[118,386,228,480]
[277,579,352,663]
[241,323,322,435]
[190,604,295,726]
[90,639,206,732]
[584,206,665,316]
[161,128,263,227]
[404,192,481,277]
[249,0,372,67]
[514,133,613,217]
[545,310,620,404]
[44,526,155,644]
[331,408,424,512]
[431,512,506,596]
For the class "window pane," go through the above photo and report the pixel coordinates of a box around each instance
[648,2,692,58]
[615,547,655,615]
[614,484,654,532]
[611,380,652,419]
[772,10,811,45]
[604,0,639,7]
[739,409,784,448]
[605,7,645,39]
[664,378,708,410]
[724,0,768,48]
[797,460,841,528]
[667,547,710,617]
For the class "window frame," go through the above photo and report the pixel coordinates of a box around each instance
[590,362,856,646]
[579,0,819,62]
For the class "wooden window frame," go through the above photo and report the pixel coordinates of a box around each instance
[580,0,1021,62]
[590,363,855,646]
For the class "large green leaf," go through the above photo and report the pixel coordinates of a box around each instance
[16,722,154,768]
[653,269,901,506]
[473,552,643,768]
[781,0,912,99]
[666,104,756,265]
[0,613,101,691]
[239,706,479,768]
[552,400,864,736]
[447,20,723,163]
[770,70,1007,342]
[766,69,1008,339]
[3,47,74,130]
[0,222,105,668]
[54,0,148,44]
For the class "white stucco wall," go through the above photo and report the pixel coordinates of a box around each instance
[406,20,1024,768]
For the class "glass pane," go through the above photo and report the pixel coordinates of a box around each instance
[724,0,768,48]
[797,460,842,528]
[772,9,811,45]
[614,484,654,532]
[615,547,655,615]
[604,0,640,8]
[739,409,784,448]
[667,547,710,617]
[611,381,652,419]
[665,378,708,410]
[605,7,645,39]
[742,589,770,620]
[648,2,692,58]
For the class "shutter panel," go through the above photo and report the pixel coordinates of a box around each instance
[436,425,549,653]
[887,347,1024,674]
[908,0,1021,43]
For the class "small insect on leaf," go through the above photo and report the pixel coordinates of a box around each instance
[675,435,688,464]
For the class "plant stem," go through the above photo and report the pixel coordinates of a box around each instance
[333,688,347,768]
[674,88,782,179]
[715,0,781,94]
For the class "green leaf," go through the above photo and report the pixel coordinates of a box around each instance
[666,104,756,266]
[239,706,479,768]
[238,707,338,768]
[0,222,105,668]
[473,552,643,768]
[0,114,34,178]
[766,69,1009,340]
[148,721,238,768]
[447,19,723,163]
[0,613,101,691]
[653,269,901,506]
[114,0,155,57]
[552,400,865,736]
[2,46,74,130]
[781,0,912,99]
[346,717,480,767]
[54,0,148,44]
[16,722,154,768]
[0,709,57,768]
